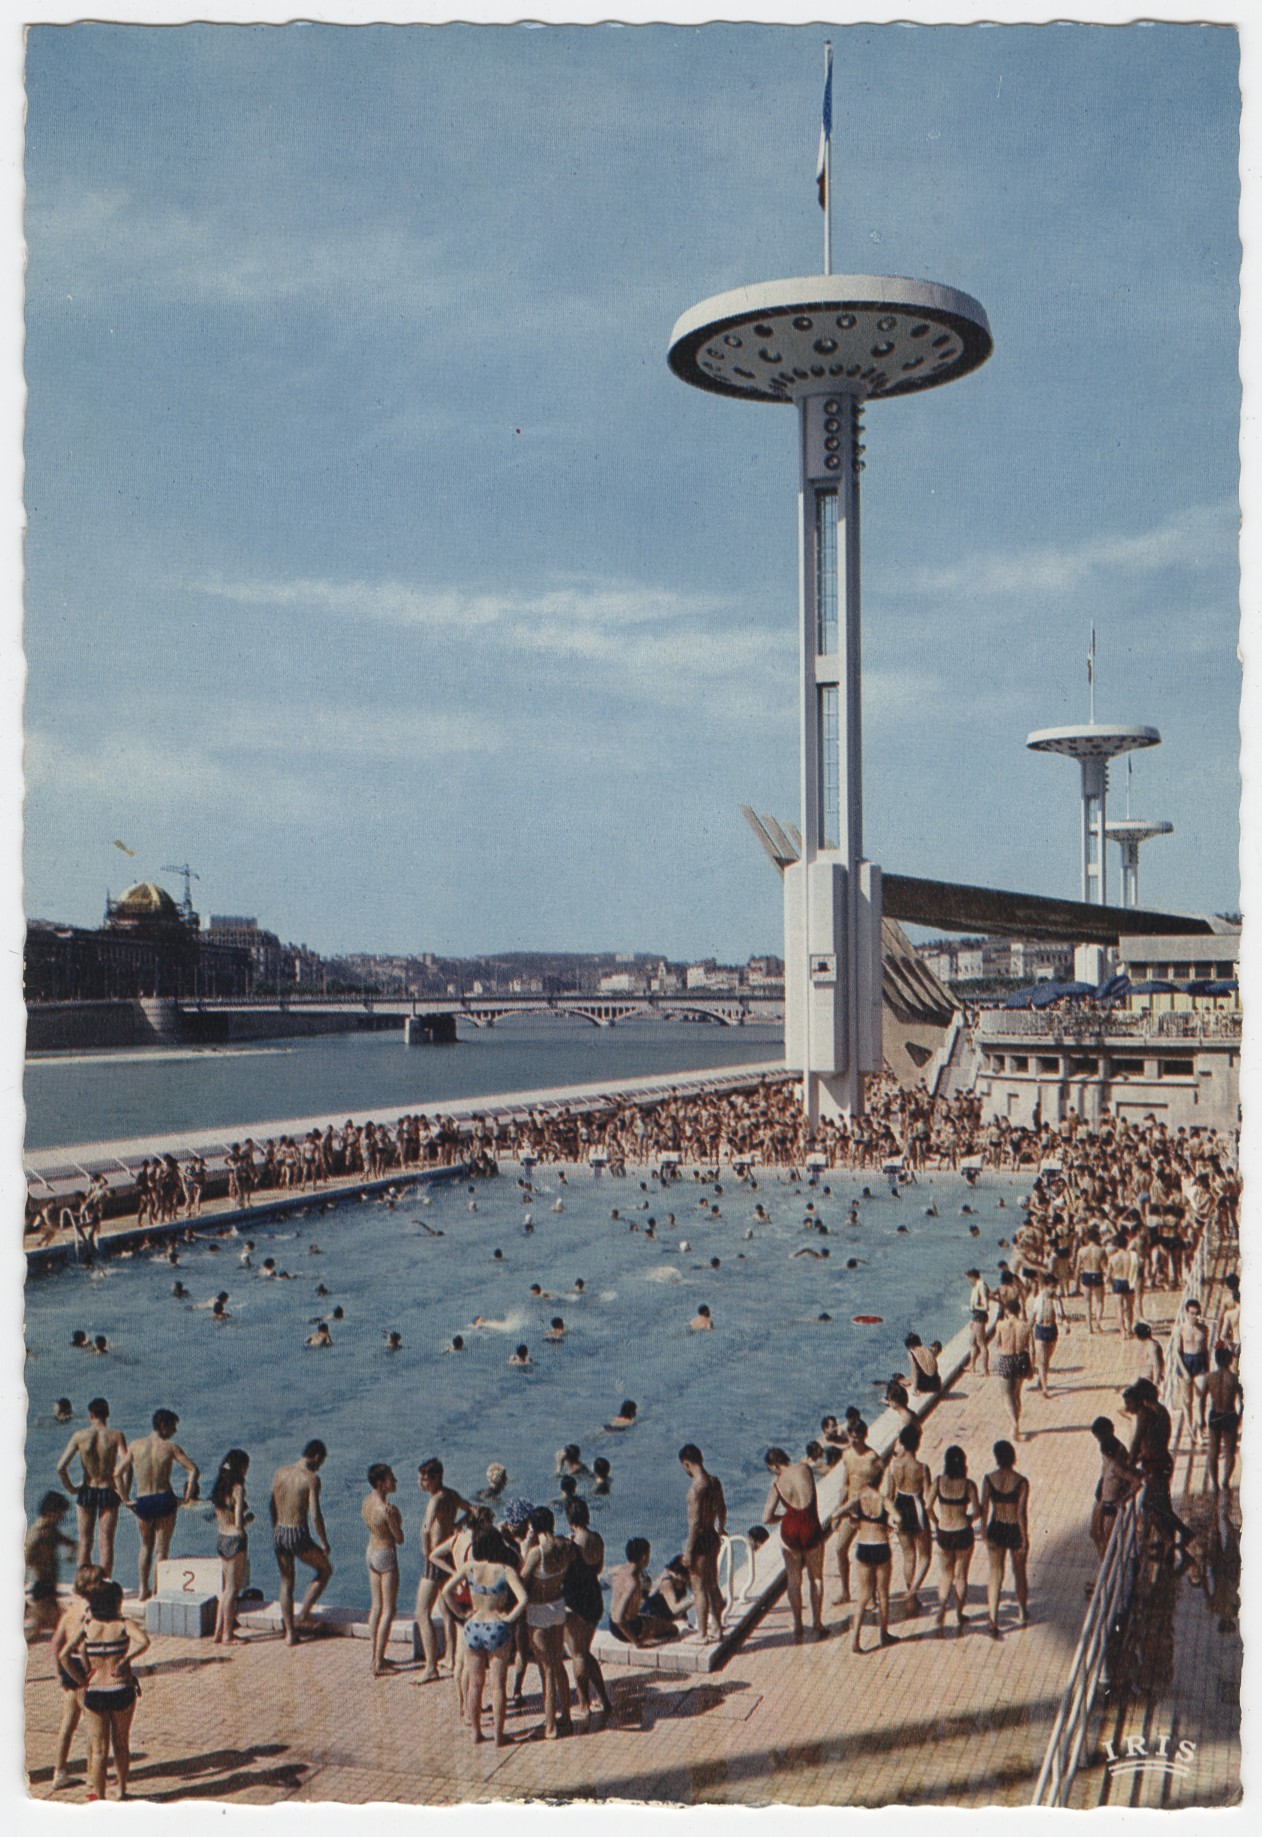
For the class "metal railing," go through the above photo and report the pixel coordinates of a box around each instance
[1031,1223,1215,1805]
[978,1009,1240,1044]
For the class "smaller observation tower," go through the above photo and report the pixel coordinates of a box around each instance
[1107,817,1174,910]
[1026,635,1159,906]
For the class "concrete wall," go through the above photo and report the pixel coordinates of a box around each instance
[25,1001,404,1053]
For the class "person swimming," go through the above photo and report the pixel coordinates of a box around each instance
[606,1401,638,1431]
[508,1344,531,1367]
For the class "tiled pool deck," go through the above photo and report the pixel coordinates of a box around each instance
[25,1264,1241,1807]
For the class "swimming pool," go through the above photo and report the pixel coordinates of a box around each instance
[25,1164,1025,1612]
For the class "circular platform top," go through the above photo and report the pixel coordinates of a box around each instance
[1026,723,1161,760]
[1106,818,1175,841]
[668,274,992,404]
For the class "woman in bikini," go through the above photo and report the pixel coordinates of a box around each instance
[883,1422,933,1613]
[925,1445,980,1632]
[981,1440,1030,1636]
[361,1463,404,1677]
[210,1448,253,1646]
[562,1497,614,1722]
[762,1447,826,1642]
[441,1527,528,1748]
[63,1579,150,1802]
[833,1482,897,1653]
[520,1507,576,1739]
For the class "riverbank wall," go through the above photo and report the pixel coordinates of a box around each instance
[25,1000,410,1052]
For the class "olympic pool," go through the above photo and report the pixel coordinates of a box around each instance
[25,1163,1026,1613]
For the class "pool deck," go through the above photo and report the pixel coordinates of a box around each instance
[25,1264,1241,1807]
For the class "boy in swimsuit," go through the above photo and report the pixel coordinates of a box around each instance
[414,1458,473,1683]
[117,1409,200,1602]
[1132,1320,1165,1389]
[1088,1416,1140,1559]
[828,1421,884,1608]
[25,1491,74,1643]
[270,1440,333,1645]
[56,1398,128,1576]
[362,1463,404,1676]
[679,1444,726,1643]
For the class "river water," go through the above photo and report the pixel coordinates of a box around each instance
[23,1017,785,1151]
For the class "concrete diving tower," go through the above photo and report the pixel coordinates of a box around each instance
[1106,816,1174,910]
[671,275,991,1122]
[1026,723,1159,907]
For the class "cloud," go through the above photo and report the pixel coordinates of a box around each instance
[888,499,1238,603]
[28,184,458,311]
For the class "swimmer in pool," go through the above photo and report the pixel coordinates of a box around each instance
[306,1323,333,1349]
[690,1306,714,1331]
[444,1335,465,1353]
[385,1331,402,1351]
[171,1282,188,1299]
[546,1318,566,1342]
[508,1344,531,1367]
[53,1399,73,1423]
[606,1401,638,1431]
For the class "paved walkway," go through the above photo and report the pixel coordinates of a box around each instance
[26,1275,1240,1807]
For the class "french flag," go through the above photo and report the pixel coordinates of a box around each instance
[816,43,833,211]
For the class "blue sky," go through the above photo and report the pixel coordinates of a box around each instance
[22,21,1242,959]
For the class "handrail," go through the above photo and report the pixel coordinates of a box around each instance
[1031,1219,1217,1805]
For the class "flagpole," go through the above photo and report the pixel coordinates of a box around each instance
[824,40,833,275]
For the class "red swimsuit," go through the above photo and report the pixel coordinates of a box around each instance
[776,1483,825,1552]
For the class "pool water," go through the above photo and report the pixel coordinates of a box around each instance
[25,1165,1024,1612]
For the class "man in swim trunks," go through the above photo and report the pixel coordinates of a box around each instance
[270,1440,333,1644]
[679,1445,726,1643]
[414,1457,473,1683]
[965,1270,991,1375]
[1132,1320,1165,1389]
[56,1397,128,1576]
[608,1539,679,1647]
[1175,1298,1211,1443]
[1076,1230,1109,1335]
[1205,1346,1242,1492]
[117,1409,200,1601]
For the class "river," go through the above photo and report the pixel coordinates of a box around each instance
[23,1016,785,1150]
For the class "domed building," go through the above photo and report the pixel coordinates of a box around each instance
[104,880,194,933]
[25,879,250,1004]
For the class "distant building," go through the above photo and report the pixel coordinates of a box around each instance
[26,882,249,1002]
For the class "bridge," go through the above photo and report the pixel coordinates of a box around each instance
[178,990,785,1031]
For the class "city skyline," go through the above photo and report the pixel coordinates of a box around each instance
[22,23,1242,961]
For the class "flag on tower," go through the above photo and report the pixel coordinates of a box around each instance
[816,43,833,210]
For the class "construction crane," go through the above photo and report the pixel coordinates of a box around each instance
[162,862,200,917]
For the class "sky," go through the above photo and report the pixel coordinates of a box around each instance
[20,20,1243,961]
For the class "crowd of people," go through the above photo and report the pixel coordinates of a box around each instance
[25,1083,1241,1794]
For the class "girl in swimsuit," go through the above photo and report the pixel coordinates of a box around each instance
[521,1508,576,1739]
[210,1448,253,1647]
[63,1579,150,1802]
[762,1448,826,1642]
[904,1334,942,1397]
[442,1528,528,1748]
[884,1422,932,1611]
[981,1441,1030,1635]
[47,1561,103,1792]
[361,1463,404,1678]
[926,1445,980,1631]
[834,1484,897,1653]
